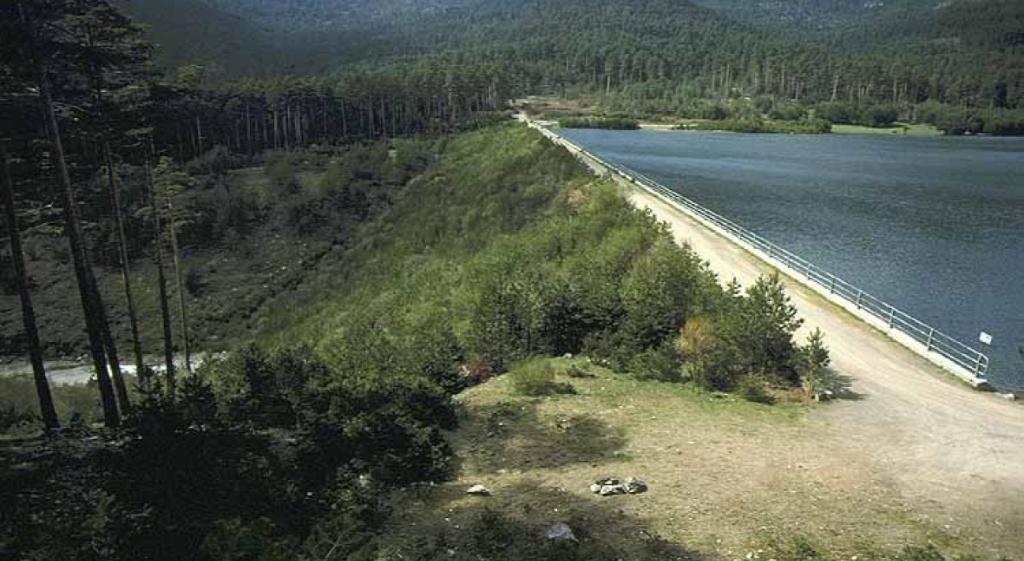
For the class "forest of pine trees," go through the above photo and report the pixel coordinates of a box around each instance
[0,0,512,428]
[130,0,1024,111]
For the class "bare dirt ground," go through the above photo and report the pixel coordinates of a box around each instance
[629,186,1024,556]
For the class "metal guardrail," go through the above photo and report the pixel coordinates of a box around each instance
[541,125,990,378]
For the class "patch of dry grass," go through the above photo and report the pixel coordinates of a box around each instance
[381,357,996,559]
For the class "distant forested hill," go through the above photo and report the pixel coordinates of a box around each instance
[203,0,482,30]
[121,0,285,76]
[123,0,1024,108]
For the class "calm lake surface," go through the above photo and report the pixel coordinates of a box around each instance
[561,128,1024,391]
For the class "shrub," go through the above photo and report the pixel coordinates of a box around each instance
[619,240,705,353]
[685,118,830,134]
[698,101,731,120]
[771,535,827,561]
[264,151,303,196]
[201,517,296,561]
[204,345,323,429]
[461,359,496,386]
[815,101,858,124]
[860,104,899,127]
[558,117,639,130]
[0,405,35,433]
[897,544,946,561]
[797,329,842,401]
[675,316,717,385]
[566,364,596,378]
[629,346,681,382]
[724,273,802,384]
[736,375,774,404]
[768,103,807,121]
[467,279,534,373]
[509,359,575,396]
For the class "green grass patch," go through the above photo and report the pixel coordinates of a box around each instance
[831,123,941,136]
[0,374,142,432]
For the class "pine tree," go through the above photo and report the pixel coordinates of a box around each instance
[4,0,121,426]
[153,157,195,375]
[0,141,59,430]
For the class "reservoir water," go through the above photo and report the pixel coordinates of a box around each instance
[560,128,1024,391]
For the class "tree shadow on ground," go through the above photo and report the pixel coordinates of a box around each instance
[830,373,865,401]
[454,400,628,474]
[384,479,705,561]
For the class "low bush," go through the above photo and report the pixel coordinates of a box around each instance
[509,359,576,396]
[797,329,844,401]
[461,359,496,387]
[566,364,596,378]
[629,346,680,382]
[860,104,899,127]
[0,405,35,433]
[736,375,774,404]
[684,118,831,134]
[558,117,640,130]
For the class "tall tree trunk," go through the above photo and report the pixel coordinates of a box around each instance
[341,99,347,139]
[1,142,59,430]
[41,74,119,427]
[195,115,203,156]
[94,284,125,413]
[285,101,292,150]
[145,147,176,394]
[105,143,144,400]
[246,102,253,156]
[273,106,280,149]
[166,194,191,374]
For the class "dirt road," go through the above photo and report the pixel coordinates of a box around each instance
[630,185,1024,554]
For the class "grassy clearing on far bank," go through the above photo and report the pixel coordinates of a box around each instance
[831,123,941,136]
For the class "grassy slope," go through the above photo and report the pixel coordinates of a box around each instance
[1,123,587,405]
[253,123,588,352]
[0,169,334,363]
[1,123,588,369]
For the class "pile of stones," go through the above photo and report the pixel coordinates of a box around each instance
[589,477,648,496]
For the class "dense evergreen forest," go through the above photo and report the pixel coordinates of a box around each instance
[138,0,1024,105]
[118,0,1024,133]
